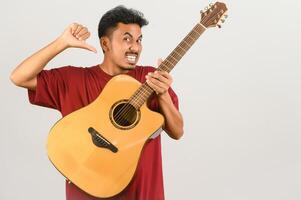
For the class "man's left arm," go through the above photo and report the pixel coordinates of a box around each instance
[146,70,184,140]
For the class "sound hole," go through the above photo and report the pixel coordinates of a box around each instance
[112,102,138,128]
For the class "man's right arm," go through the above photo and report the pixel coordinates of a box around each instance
[10,23,97,90]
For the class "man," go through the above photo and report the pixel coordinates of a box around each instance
[10,5,184,200]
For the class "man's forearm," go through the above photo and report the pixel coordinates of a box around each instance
[158,92,184,140]
[10,37,67,86]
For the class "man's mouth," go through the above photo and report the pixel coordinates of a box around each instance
[126,53,138,63]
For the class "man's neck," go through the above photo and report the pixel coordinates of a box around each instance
[99,59,131,76]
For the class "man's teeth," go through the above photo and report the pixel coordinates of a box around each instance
[126,55,137,62]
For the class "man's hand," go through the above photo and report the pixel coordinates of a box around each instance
[146,59,184,140]
[58,23,97,53]
[145,58,173,95]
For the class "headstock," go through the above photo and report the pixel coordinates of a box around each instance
[200,2,228,28]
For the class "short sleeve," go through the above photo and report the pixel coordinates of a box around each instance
[147,86,179,112]
[167,86,179,110]
[28,66,70,111]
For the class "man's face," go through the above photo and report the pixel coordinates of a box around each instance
[103,23,143,70]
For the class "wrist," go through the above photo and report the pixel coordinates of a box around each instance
[54,36,69,51]
[157,91,170,103]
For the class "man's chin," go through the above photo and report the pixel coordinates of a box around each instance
[122,63,136,69]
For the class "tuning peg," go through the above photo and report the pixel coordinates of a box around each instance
[204,6,209,11]
[220,19,225,23]
[224,14,228,18]
[217,21,222,28]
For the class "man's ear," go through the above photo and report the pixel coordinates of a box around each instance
[100,37,110,53]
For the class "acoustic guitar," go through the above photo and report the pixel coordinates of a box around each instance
[47,2,228,198]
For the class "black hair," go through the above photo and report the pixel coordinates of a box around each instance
[98,5,149,39]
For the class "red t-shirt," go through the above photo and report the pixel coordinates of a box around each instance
[28,65,179,200]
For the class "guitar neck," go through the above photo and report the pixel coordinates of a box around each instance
[158,23,206,72]
[129,23,207,109]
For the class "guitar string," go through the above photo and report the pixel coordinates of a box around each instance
[113,24,204,125]
[113,37,189,124]
[202,10,225,28]
[115,16,224,123]
[113,35,193,124]
[113,25,203,125]
[113,23,205,124]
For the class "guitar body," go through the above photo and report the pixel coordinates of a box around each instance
[47,74,164,198]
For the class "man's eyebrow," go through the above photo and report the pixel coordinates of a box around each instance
[123,32,133,38]
[124,32,143,39]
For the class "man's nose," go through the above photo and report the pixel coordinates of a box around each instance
[129,42,139,52]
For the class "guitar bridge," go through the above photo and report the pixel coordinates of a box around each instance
[88,127,118,153]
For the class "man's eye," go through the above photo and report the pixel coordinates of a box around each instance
[124,37,131,42]
[137,39,142,43]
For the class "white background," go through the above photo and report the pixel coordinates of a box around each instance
[1,0,301,199]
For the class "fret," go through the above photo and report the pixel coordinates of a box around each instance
[159,63,169,72]
[184,33,194,44]
[164,59,175,66]
[176,44,186,53]
[172,49,183,58]
[192,27,201,36]
[166,54,179,64]
[170,52,180,62]
[188,32,197,41]
[181,39,192,48]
